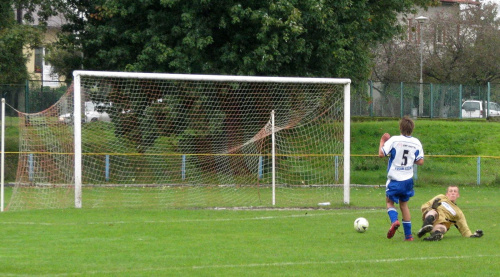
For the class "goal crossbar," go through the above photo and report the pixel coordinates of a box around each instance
[73,70,351,84]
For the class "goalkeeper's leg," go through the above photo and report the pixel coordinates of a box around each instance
[423,230,443,241]
[423,224,447,241]
[418,210,437,238]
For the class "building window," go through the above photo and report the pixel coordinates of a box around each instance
[34,47,43,73]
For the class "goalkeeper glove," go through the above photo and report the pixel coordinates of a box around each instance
[470,230,483,238]
[431,198,441,209]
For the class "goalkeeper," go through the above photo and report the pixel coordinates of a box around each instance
[417,186,483,241]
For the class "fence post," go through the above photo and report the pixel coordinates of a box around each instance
[400,82,404,118]
[477,156,481,185]
[430,83,434,119]
[335,155,339,182]
[182,155,186,180]
[105,155,110,182]
[27,153,34,181]
[25,80,29,113]
[459,85,463,119]
[369,80,373,117]
[487,82,491,117]
[258,156,263,179]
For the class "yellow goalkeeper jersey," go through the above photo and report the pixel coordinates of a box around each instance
[421,194,473,237]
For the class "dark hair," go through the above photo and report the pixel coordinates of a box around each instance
[399,116,414,136]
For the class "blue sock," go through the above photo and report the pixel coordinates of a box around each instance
[403,221,412,238]
[387,208,398,223]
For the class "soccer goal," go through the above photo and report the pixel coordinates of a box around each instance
[6,71,351,210]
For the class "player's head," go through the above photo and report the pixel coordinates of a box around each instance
[446,186,460,202]
[399,116,415,136]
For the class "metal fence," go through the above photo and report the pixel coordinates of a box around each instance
[0,80,67,115]
[352,82,500,118]
[1,80,500,119]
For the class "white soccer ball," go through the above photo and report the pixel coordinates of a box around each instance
[354,217,369,233]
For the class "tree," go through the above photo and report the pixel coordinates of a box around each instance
[371,2,500,85]
[52,0,433,83]
[0,1,43,84]
[425,2,500,84]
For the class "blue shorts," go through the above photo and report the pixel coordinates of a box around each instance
[385,178,414,204]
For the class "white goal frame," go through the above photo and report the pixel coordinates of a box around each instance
[72,70,351,208]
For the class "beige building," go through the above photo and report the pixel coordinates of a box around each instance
[21,10,66,87]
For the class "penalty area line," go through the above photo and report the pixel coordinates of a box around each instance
[187,254,500,270]
[69,254,500,275]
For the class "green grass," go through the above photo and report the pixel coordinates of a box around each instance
[351,119,500,156]
[4,117,500,185]
[2,118,500,275]
[1,185,499,276]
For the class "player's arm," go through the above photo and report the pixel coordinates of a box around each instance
[378,133,390,158]
[455,210,475,237]
[414,143,424,165]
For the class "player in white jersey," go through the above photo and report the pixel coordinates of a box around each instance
[378,117,424,241]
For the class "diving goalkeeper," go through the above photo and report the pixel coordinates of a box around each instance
[417,185,483,241]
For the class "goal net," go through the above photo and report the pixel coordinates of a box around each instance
[7,71,350,210]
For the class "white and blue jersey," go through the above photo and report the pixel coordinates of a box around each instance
[381,135,424,181]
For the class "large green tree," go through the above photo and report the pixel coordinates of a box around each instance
[0,0,68,84]
[0,1,43,84]
[55,0,433,82]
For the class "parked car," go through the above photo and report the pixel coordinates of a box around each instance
[59,101,112,123]
[462,100,484,118]
[487,102,500,117]
[461,100,500,118]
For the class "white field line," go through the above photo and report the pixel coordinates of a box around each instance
[1,209,381,226]
[172,254,500,270]
[6,254,498,276]
[2,207,483,226]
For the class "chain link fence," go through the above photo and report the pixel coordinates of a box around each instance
[352,82,500,119]
[0,80,67,115]
[2,80,499,119]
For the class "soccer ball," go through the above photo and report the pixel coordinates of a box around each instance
[354,217,369,233]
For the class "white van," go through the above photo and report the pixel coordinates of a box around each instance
[462,100,500,118]
[462,100,484,118]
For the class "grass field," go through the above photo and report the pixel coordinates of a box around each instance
[1,185,499,276]
[2,118,500,275]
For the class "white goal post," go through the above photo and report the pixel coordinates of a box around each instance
[8,70,351,210]
[73,70,352,208]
